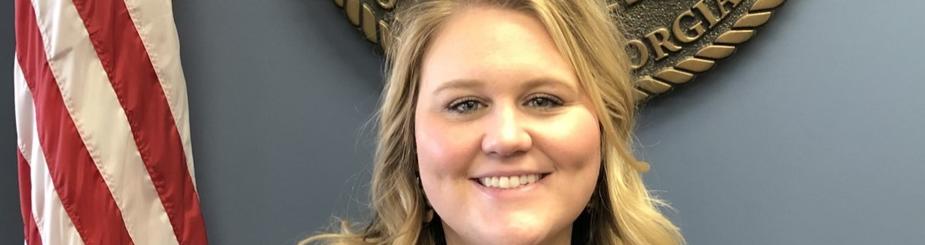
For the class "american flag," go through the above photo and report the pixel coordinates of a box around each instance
[14,0,208,244]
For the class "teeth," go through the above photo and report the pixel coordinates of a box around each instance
[478,174,542,189]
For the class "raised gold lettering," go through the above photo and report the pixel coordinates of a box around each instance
[693,0,721,27]
[672,9,706,43]
[645,27,682,61]
[717,0,743,18]
[626,39,650,69]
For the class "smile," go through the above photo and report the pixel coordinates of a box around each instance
[476,174,547,189]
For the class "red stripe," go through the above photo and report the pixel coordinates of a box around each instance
[69,0,208,244]
[18,150,44,245]
[14,0,134,244]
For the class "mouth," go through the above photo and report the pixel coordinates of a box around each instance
[472,173,549,189]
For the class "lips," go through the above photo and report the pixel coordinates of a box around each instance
[476,174,546,189]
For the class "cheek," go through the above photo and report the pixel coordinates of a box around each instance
[539,109,602,170]
[537,108,603,214]
[414,114,480,181]
[414,113,484,216]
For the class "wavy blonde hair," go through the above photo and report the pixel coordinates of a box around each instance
[303,0,683,244]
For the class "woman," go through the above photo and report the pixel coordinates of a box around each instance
[304,0,683,244]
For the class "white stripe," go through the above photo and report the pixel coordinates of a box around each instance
[15,58,83,245]
[28,0,180,244]
[122,0,197,185]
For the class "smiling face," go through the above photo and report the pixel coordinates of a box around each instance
[413,6,602,245]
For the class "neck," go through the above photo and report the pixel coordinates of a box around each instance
[442,222,573,245]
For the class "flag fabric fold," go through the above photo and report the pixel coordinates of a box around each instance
[14,0,208,244]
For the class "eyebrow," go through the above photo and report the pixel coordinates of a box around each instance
[521,78,579,95]
[432,79,483,95]
[431,77,578,95]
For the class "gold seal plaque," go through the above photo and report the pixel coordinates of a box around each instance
[333,0,785,101]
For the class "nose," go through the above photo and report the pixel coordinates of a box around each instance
[481,105,532,158]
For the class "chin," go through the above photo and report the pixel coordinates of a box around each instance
[474,213,561,245]
[473,229,547,245]
[494,229,549,245]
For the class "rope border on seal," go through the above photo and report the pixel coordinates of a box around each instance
[632,0,786,102]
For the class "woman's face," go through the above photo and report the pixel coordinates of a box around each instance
[414,7,602,245]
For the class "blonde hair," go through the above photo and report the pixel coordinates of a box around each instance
[303,0,683,244]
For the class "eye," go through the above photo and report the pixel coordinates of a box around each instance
[524,94,563,109]
[446,97,485,114]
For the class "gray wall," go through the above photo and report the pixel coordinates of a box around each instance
[1,0,17,239]
[2,0,923,244]
[636,1,925,244]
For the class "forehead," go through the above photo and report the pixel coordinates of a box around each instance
[419,7,577,91]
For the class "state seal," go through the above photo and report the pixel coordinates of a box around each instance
[332,0,785,101]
